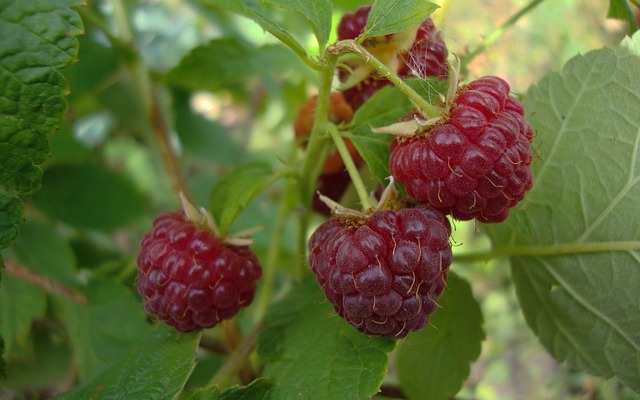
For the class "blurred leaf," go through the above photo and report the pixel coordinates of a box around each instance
[608,0,639,34]
[186,378,271,400]
[0,0,83,251]
[0,274,47,353]
[62,281,153,382]
[33,163,150,231]
[200,0,310,64]
[166,39,299,94]
[350,79,445,184]
[258,276,396,400]
[210,162,275,236]
[362,0,438,38]
[264,0,332,48]
[53,325,200,400]
[486,35,640,391]
[396,274,484,400]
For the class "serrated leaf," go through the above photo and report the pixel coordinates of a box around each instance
[264,0,332,48]
[53,325,200,400]
[0,192,23,250]
[186,378,271,400]
[485,33,640,391]
[32,162,150,231]
[607,0,639,34]
[350,79,446,184]
[258,276,396,400]
[396,274,484,400]
[210,162,274,236]
[61,280,153,382]
[166,39,300,94]
[0,0,83,251]
[199,0,310,63]
[362,0,438,39]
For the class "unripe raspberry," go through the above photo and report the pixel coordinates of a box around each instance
[389,76,535,223]
[308,206,452,339]
[136,211,262,332]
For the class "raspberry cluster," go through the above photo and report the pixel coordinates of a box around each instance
[337,5,449,110]
[390,76,534,223]
[136,211,262,332]
[308,205,452,339]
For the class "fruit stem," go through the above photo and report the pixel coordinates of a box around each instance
[328,40,443,119]
[209,323,263,387]
[327,125,373,210]
[218,320,255,385]
[460,0,546,73]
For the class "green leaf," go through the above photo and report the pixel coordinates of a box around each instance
[396,274,484,400]
[32,162,150,231]
[258,276,396,400]
[199,0,311,65]
[186,378,271,400]
[264,0,332,48]
[350,79,445,184]
[0,273,47,353]
[362,0,438,39]
[53,325,200,400]
[0,0,83,249]
[486,34,640,391]
[61,280,153,382]
[210,162,274,236]
[166,39,300,94]
[607,0,639,34]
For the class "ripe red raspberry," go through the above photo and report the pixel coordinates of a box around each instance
[308,206,452,339]
[389,76,535,223]
[337,5,449,110]
[136,211,262,332]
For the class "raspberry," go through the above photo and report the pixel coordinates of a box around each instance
[337,6,449,110]
[389,76,535,223]
[136,211,262,332]
[308,206,452,338]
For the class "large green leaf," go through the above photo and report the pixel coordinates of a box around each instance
[607,0,639,34]
[362,0,438,39]
[61,281,153,382]
[396,274,484,400]
[53,325,200,400]
[264,0,332,48]
[0,0,83,250]
[486,33,640,391]
[32,162,150,231]
[258,276,396,400]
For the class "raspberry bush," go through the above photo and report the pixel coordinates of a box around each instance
[1,1,640,399]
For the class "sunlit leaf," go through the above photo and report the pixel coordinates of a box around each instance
[362,0,438,38]
[265,0,332,48]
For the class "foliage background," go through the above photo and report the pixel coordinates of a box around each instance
[0,0,638,399]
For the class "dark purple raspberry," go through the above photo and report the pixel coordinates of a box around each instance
[308,206,452,339]
[389,76,535,223]
[136,212,262,332]
[337,5,449,110]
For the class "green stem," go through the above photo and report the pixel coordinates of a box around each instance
[454,241,640,264]
[209,323,263,387]
[327,125,372,210]
[328,40,442,119]
[460,0,546,72]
